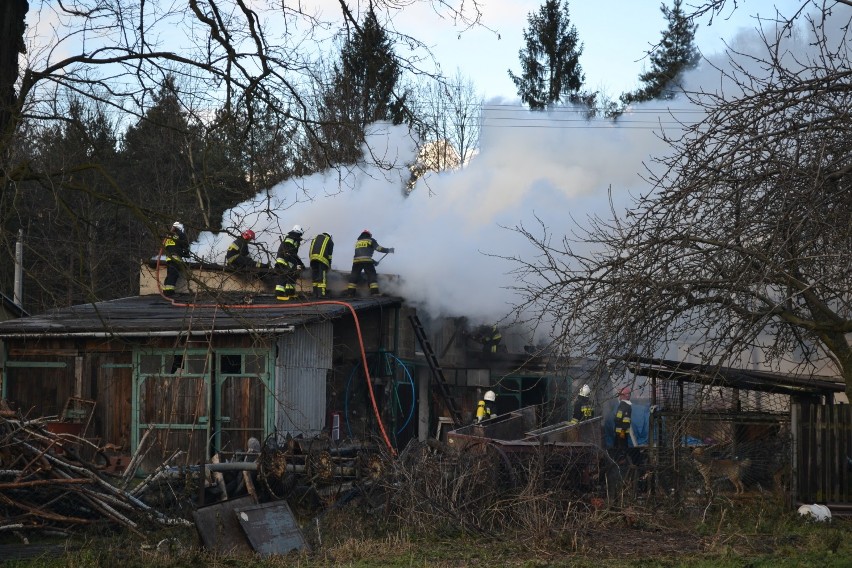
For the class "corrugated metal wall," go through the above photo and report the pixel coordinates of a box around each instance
[275,322,333,438]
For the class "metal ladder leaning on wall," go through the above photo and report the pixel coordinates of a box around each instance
[408,314,463,427]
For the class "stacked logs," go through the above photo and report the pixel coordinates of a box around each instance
[0,413,188,537]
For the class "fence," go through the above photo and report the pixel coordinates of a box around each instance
[794,403,852,505]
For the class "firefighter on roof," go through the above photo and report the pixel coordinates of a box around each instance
[345,229,394,297]
[226,229,261,270]
[162,221,190,297]
[309,232,334,298]
[472,324,503,353]
[275,225,306,301]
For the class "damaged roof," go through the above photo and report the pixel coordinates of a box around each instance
[0,294,401,338]
[624,355,845,398]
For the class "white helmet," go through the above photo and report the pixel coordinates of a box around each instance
[579,384,591,397]
[292,225,303,235]
[172,221,184,232]
[484,390,496,402]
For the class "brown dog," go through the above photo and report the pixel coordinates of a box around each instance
[692,447,751,495]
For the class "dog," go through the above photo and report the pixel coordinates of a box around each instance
[692,447,751,495]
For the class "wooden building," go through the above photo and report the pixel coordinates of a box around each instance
[0,264,409,472]
[0,261,595,473]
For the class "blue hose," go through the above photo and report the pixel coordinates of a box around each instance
[343,353,416,438]
[386,353,416,434]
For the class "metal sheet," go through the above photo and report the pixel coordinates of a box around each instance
[235,500,310,557]
[192,495,256,555]
[278,321,333,368]
[276,322,332,437]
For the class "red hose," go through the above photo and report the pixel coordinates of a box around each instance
[155,251,397,455]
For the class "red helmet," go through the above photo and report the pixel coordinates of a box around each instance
[242,229,255,241]
[361,229,372,237]
[619,387,631,399]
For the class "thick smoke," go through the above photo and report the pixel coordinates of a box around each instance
[194,113,664,327]
[195,8,822,338]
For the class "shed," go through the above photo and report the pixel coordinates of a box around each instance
[624,356,850,507]
[0,285,406,472]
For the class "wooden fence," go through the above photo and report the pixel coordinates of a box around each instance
[793,403,852,504]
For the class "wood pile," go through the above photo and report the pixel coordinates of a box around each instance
[0,413,188,537]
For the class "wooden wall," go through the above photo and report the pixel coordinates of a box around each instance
[794,403,852,504]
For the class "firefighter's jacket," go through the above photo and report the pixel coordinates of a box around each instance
[614,399,632,438]
[226,237,251,265]
[276,231,305,270]
[475,325,502,353]
[163,229,189,261]
[475,400,495,423]
[352,236,391,264]
[571,395,594,424]
[310,233,333,267]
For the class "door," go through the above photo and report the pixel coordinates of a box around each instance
[214,349,273,455]
[134,349,212,469]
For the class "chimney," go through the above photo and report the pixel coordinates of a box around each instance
[14,229,23,308]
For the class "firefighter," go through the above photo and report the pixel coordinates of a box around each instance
[275,225,306,301]
[475,390,497,423]
[344,229,394,297]
[225,229,260,270]
[162,221,190,297]
[472,324,502,353]
[309,232,334,298]
[570,384,594,424]
[614,386,633,449]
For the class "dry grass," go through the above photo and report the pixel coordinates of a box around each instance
[3,438,850,567]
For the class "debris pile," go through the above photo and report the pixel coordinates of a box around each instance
[0,414,187,537]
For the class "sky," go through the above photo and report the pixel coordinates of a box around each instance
[385,0,805,101]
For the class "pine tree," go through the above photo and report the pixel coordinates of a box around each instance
[508,0,585,110]
[25,98,129,308]
[120,76,251,231]
[621,0,699,104]
[305,7,406,169]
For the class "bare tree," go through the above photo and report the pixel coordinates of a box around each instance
[506,3,852,397]
[414,70,482,171]
[0,0,486,308]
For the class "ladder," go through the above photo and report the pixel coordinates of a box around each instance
[408,314,463,427]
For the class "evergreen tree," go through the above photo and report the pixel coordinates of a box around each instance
[21,98,130,308]
[621,0,699,104]
[304,7,407,169]
[508,0,585,110]
[120,76,251,233]
[121,76,203,224]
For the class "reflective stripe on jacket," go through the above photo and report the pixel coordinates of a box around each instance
[614,400,632,434]
[353,237,390,264]
[163,230,189,261]
[310,233,333,266]
[276,232,304,268]
[226,237,250,264]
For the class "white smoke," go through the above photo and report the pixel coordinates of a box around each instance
[195,6,824,336]
[193,111,665,328]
